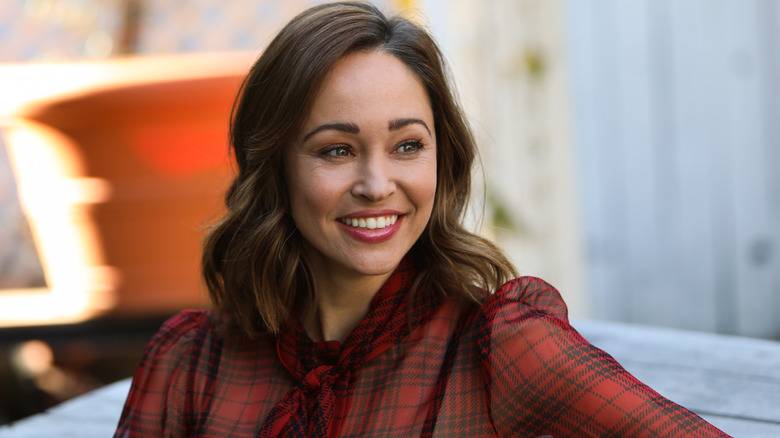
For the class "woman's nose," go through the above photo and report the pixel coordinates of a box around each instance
[351,156,396,202]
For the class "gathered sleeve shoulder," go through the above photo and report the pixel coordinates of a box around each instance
[115,310,221,437]
[479,277,729,437]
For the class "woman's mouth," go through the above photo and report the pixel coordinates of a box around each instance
[338,215,398,230]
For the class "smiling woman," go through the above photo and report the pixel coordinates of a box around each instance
[284,51,437,341]
[115,2,730,437]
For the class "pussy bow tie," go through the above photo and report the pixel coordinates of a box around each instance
[258,257,440,437]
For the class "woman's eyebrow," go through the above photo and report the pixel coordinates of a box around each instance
[302,122,360,142]
[388,118,431,136]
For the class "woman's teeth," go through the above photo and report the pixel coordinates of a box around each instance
[339,215,398,230]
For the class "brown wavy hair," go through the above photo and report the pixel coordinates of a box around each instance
[202,1,517,337]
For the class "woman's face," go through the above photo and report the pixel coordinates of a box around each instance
[284,50,437,284]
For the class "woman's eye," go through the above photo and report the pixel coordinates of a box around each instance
[396,140,423,154]
[325,146,351,157]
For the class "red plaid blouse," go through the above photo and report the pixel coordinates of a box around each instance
[115,260,729,437]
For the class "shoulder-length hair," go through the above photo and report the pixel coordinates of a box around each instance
[202,1,517,337]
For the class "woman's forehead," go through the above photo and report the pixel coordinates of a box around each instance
[300,51,433,132]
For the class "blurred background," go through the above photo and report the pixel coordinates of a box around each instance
[0,0,778,425]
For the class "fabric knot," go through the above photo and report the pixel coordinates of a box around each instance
[261,255,441,437]
[303,365,334,392]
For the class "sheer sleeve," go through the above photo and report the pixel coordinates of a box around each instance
[115,310,216,438]
[479,277,730,437]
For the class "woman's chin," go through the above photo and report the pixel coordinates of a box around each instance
[346,258,402,278]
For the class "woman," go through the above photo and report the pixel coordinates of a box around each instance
[116,2,729,437]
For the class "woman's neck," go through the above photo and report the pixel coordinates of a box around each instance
[302,270,393,343]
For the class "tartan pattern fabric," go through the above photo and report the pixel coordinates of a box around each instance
[115,264,730,437]
[258,257,443,437]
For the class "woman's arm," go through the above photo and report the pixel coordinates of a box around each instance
[481,277,730,437]
[114,310,213,438]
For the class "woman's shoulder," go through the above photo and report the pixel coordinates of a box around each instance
[158,309,213,332]
[141,310,220,362]
[116,310,219,435]
[153,309,214,341]
[480,276,569,324]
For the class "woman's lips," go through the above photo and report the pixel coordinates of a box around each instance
[337,214,403,243]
